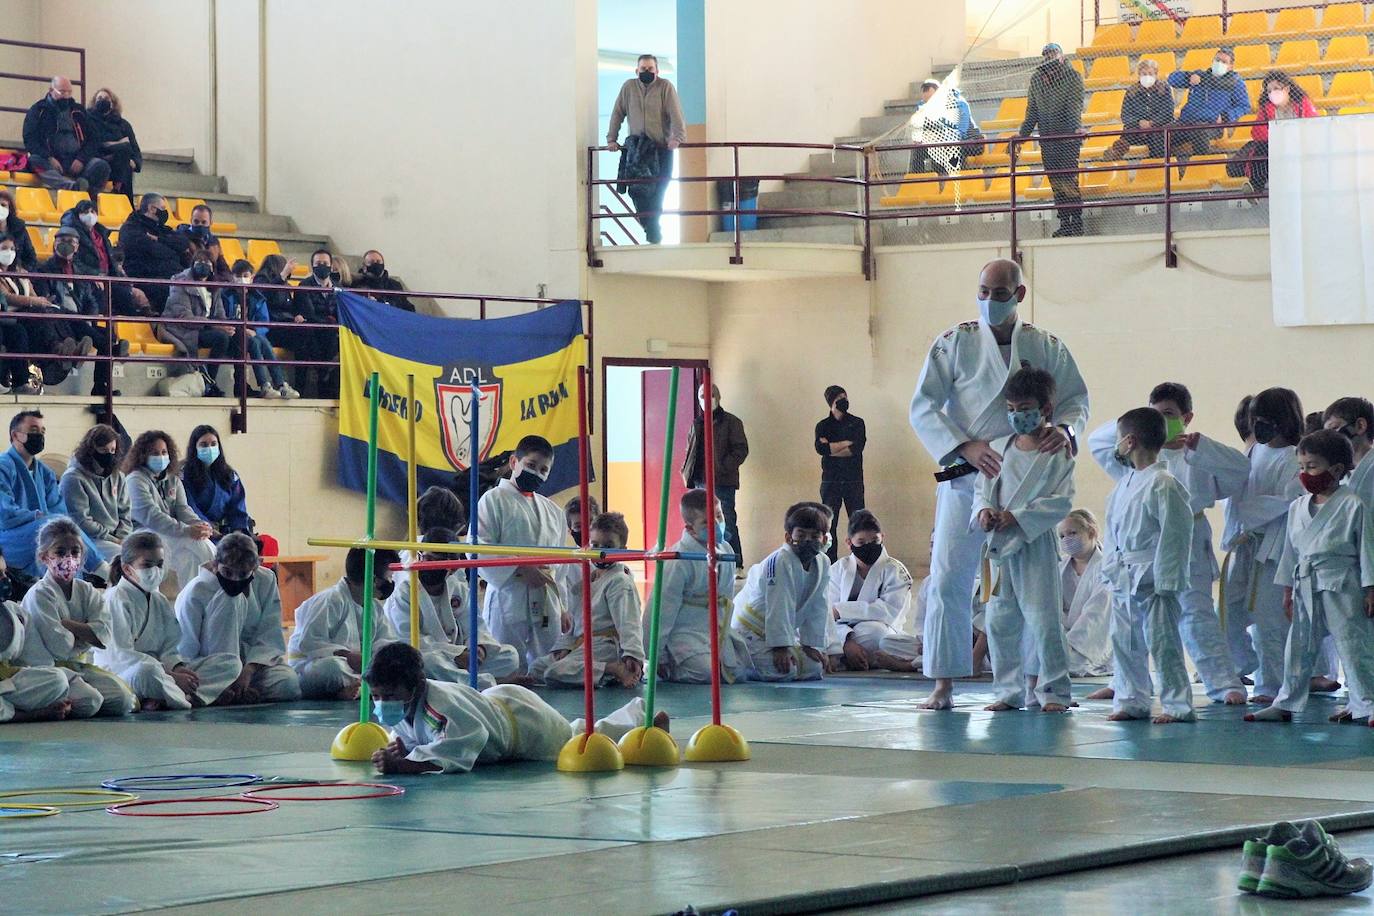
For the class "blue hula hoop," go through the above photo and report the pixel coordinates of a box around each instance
[101,774,261,792]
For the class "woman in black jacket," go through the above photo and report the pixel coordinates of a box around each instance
[0,188,39,270]
[1104,59,1176,160]
[87,87,142,203]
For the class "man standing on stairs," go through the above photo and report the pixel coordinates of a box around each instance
[606,54,686,245]
[1018,43,1085,238]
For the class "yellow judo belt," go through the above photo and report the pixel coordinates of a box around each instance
[1216,550,1262,631]
[0,661,18,681]
[980,552,1001,604]
[491,697,522,757]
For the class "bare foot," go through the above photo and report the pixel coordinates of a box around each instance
[498,673,537,687]
[842,640,870,671]
[1042,702,1067,713]
[1107,710,1144,721]
[920,681,954,710]
[1244,707,1291,723]
[334,684,360,701]
[653,710,670,733]
[1151,713,1190,724]
[603,660,640,688]
[871,650,918,672]
[1086,686,1115,700]
[18,699,73,722]
[1329,708,1354,723]
[1250,694,1275,705]
[984,701,1018,711]
[1069,701,1080,708]
[1310,676,1341,693]
[1223,690,1247,705]
[140,699,164,712]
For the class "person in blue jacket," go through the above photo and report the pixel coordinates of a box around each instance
[1167,47,1252,158]
[214,259,300,400]
[181,424,253,539]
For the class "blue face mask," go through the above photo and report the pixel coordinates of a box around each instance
[1007,407,1043,436]
[373,699,407,728]
[694,521,727,546]
[197,445,220,466]
[977,293,1017,327]
[146,454,170,474]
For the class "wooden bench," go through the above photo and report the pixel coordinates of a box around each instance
[262,554,328,627]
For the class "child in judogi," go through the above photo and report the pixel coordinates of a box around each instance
[1247,431,1374,725]
[825,510,918,673]
[1102,408,1195,723]
[530,512,645,688]
[385,527,518,685]
[366,642,662,775]
[974,368,1075,713]
[655,488,746,683]
[0,558,72,722]
[478,435,570,669]
[18,518,135,716]
[176,532,301,705]
[290,547,403,700]
[731,502,832,681]
[554,495,598,625]
[1324,398,1374,506]
[1220,394,1261,680]
[97,531,239,709]
[1057,510,1113,677]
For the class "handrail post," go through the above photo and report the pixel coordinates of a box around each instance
[233,278,249,432]
[1163,124,1178,268]
[585,300,595,430]
[1009,136,1021,264]
[729,144,743,265]
[102,278,113,421]
[479,297,486,320]
[78,49,86,107]
[861,146,873,280]
[586,146,603,268]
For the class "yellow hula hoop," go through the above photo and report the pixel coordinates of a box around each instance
[0,804,60,819]
[0,788,137,808]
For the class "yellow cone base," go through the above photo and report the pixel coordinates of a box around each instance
[683,723,751,762]
[330,721,391,761]
[617,726,681,767]
[556,731,625,772]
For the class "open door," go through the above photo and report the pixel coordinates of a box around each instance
[641,368,697,589]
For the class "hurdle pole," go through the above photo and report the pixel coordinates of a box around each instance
[310,537,652,559]
[358,371,382,725]
[703,366,722,725]
[577,367,595,735]
[467,379,481,689]
[407,374,421,649]
[393,552,687,572]
[642,366,680,726]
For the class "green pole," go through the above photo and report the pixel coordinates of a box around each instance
[358,371,381,725]
[643,366,680,725]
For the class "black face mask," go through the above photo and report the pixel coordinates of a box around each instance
[418,569,447,593]
[1252,418,1278,445]
[792,539,823,564]
[851,541,883,565]
[55,241,76,259]
[365,262,385,277]
[593,560,616,570]
[217,572,253,597]
[190,261,213,281]
[153,208,169,226]
[188,225,211,242]
[93,451,118,474]
[834,398,850,414]
[514,468,545,494]
[93,98,112,115]
[374,577,396,601]
[0,578,11,602]
[312,263,331,281]
[638,70,655,84]
[567,524,582,544]
[23,432,44,456]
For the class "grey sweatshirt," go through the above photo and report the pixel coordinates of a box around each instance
[59,457,133,544]
[607,77,687,147]
[128,467,202,538]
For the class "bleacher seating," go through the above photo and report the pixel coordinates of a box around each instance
[1077,5,1374,59]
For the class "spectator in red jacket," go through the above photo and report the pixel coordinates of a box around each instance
[1247,71,1320,193]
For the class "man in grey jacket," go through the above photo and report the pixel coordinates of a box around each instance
[606,54,686,244]
[1018,43,1086,237]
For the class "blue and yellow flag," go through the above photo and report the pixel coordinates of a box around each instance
[337,292,587,502]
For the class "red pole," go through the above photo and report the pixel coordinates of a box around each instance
[576,367,595,736]
[702,366,722,725]
[390,551,683,573]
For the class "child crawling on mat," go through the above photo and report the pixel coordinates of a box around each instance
[366,641,664,775]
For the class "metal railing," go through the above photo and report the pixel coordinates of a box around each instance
[0,37,85,121]
[0,270,593,434]
[587,117,1274,277]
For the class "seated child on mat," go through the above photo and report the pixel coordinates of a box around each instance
[366,641,661,775]
[0,562,72,722]
[290,547,403,700]
[824,509,919,673]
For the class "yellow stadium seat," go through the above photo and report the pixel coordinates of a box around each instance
[1135,18,1179,48]
[291,262,311,279]
[968,174,1043,203]
[1294,74,1324,102]
[115,321,158,346]
[1178,16,1222,46]
[15,187,57,223]
[1214,124,1254,152]
[1225,12,1268,38]
[26,226,49,258]
[1070,58,1085,77]
[882,174,946,206]
[1080,166,1115,197]
[1340,104,1374,114]
[1323,35,1373,68]
[1181,47,1221,72]
[1245,79,1264,108]
[1173,161,1248,192]
[247,239,281,267]
[272,348,293,361]
[1149,54,1178,83]
[1232,44,1272,75]
[141,342,177,357]
[220,237,247,266]
[175,197,205,223]
[1274,40,1320,70]
[983,96,1029,130]
[97,193,132,227]
[1272,7,1318,38]
[1320,3,1369,34]
[8,170,37,186]
[1085,56,1131,89]
[1318,70,1374,108]
[1109,159,1166,195]
[54,189,88,215]
[109,230,118,245]
[1082,89,1125,124]
[1090,23,1131,49]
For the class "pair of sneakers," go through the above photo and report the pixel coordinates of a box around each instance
[1240,820,1373,898]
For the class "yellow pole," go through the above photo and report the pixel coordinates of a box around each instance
[407,374,420,649]
[308,537,616,560]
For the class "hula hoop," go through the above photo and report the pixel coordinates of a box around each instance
[0,788,137,808]
[0,804,60,819]
[241,782,405,802]
[101,774,261,792]
[106,796,278,817]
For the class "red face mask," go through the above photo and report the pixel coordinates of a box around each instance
[1299,470,1336,495]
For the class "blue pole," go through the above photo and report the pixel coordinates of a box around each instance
[468,379,481,689]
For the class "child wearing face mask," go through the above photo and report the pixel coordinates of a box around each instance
[1324,397,1374,507]
[18,517,135,716]
[214,259,298,400]
[553,494,599,636]
[731,502,833,681]
[291,546,404,700]
[973,368,1076,712]
[0,551,74,723]
[97,530,236,709]
[384,527,518,687]
[477,436,569,670]
[1247,431,1374,726]
[824,510,919,673]
[1057,509,1112,677]
[174,532,300,705]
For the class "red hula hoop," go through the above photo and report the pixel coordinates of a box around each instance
[240,782,405,802]
[106,796,279,817]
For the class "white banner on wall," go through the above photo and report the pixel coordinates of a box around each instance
[1114,1,1190,23]
[1270,114,1374,327]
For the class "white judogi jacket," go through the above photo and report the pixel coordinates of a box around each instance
[732,547,829,650]
[1347,454,1374,507]
[395,679,517,774]
[289,577,398,669]
[826,549,913,627]
[18,574,111,666]
[96,577,186,673]
[1227,443,1302,564]
[1276,487,1374,597]
[477,479,566,626]
[384,575,498,657]
[1061,550,1112,675]
[551,563,645,661]
[176,566,286,666]
[910,318,1089,467]
[655,530,737,660]
[972,435,1074,563]
[1102,463,1193,599]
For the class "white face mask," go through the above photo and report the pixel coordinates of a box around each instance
[0,250,15,268]
[1139,74,1156,88]
[0,205,9,221]
[1211,61,1229,77]
[1268,89,1289,106]
[79,212,98,228]
[132,564,166,592]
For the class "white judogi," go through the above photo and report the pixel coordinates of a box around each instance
[1089,424,1248,700]
[0,600,69,722]
[289,578,400,699]
[97,577,237,708]
[391,678,644,774]
[1102,462,1195,720]
[1269,488,1374,717]
[653,531,746,683]
[1061,550,1112,676]
[973,435,1075,708]
[1219,450,1259,677]
[731,546,830,681]
[531,563,645,687]
[1348,454,1374,507]
[824,548,918,661]
[384,574,515,685]
[19,574,135,716]
[175,566,301,703]
[1226,443,1303,699]
[477,479,567,669]
[910,317,1088,680]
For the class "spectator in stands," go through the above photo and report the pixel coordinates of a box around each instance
[118,193,191,311]
[59,423,132,563]
[912,79,981,174]
[606,53,686,245]
[682,383,748,566]
[86,87,142,204]
[1018,43,1085,237]
[182,424,253,538]
[0,189,39,270]
[125,429,215,594]
[1103,58,1174,161]
[35,227,120,397]
[0,233,68,392]
[59,199,152,317]
[158,249,232,397]
[1245,71,1320,194]
[1167,47,1251,159]
[217,259,298,399]
[252,253,296,374]
[350,250,414,312]
[22,76,110,195]
[280,249,340,399]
